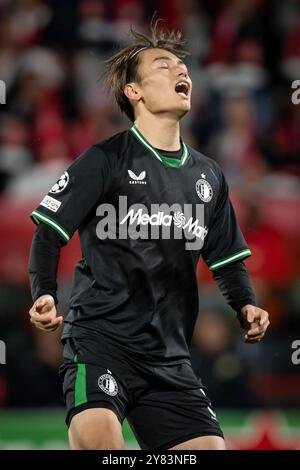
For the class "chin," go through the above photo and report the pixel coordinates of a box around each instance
[177,104,190,118]
[153,101,191,117]
[179,100,191,111]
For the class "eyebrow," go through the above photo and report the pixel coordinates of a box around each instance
[152,56,185,65]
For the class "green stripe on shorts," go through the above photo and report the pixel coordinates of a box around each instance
[74,355,87,407]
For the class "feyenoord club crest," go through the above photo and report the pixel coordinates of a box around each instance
[98,370,118,396]
[196,174,213,202]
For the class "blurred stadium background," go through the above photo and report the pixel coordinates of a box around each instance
[0,0,300,450]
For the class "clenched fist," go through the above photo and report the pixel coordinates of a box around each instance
[29,294,63,332]
[240,304,270,343]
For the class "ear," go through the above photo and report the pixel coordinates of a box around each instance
[124,83,141,102]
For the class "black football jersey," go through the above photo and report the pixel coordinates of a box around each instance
[31,125,251,365]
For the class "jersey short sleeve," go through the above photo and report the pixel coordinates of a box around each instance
[202,168,251,271]
[30,146,112,243]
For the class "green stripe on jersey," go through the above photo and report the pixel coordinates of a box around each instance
[209,249,252,271]
[31,210,70,242]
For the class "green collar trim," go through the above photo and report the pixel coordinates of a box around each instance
[130,125,189,168]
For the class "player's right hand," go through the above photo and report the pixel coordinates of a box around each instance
[29,294,63,332]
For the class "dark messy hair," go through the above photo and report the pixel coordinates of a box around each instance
[103,17,189,122]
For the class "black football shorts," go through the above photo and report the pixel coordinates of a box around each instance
[59,335,223,450]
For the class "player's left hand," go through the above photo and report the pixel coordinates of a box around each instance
[240,304,270,343]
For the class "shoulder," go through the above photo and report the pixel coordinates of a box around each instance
[73,130,129,170]
[188,145,224,182]
[94,130,130,156]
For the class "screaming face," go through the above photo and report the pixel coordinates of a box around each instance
[125,48,193,120]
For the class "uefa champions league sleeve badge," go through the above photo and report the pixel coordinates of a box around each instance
[49,171,70,194]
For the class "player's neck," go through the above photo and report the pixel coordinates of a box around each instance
[133,116,181,151]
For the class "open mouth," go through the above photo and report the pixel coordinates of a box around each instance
[175,81,190,98]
